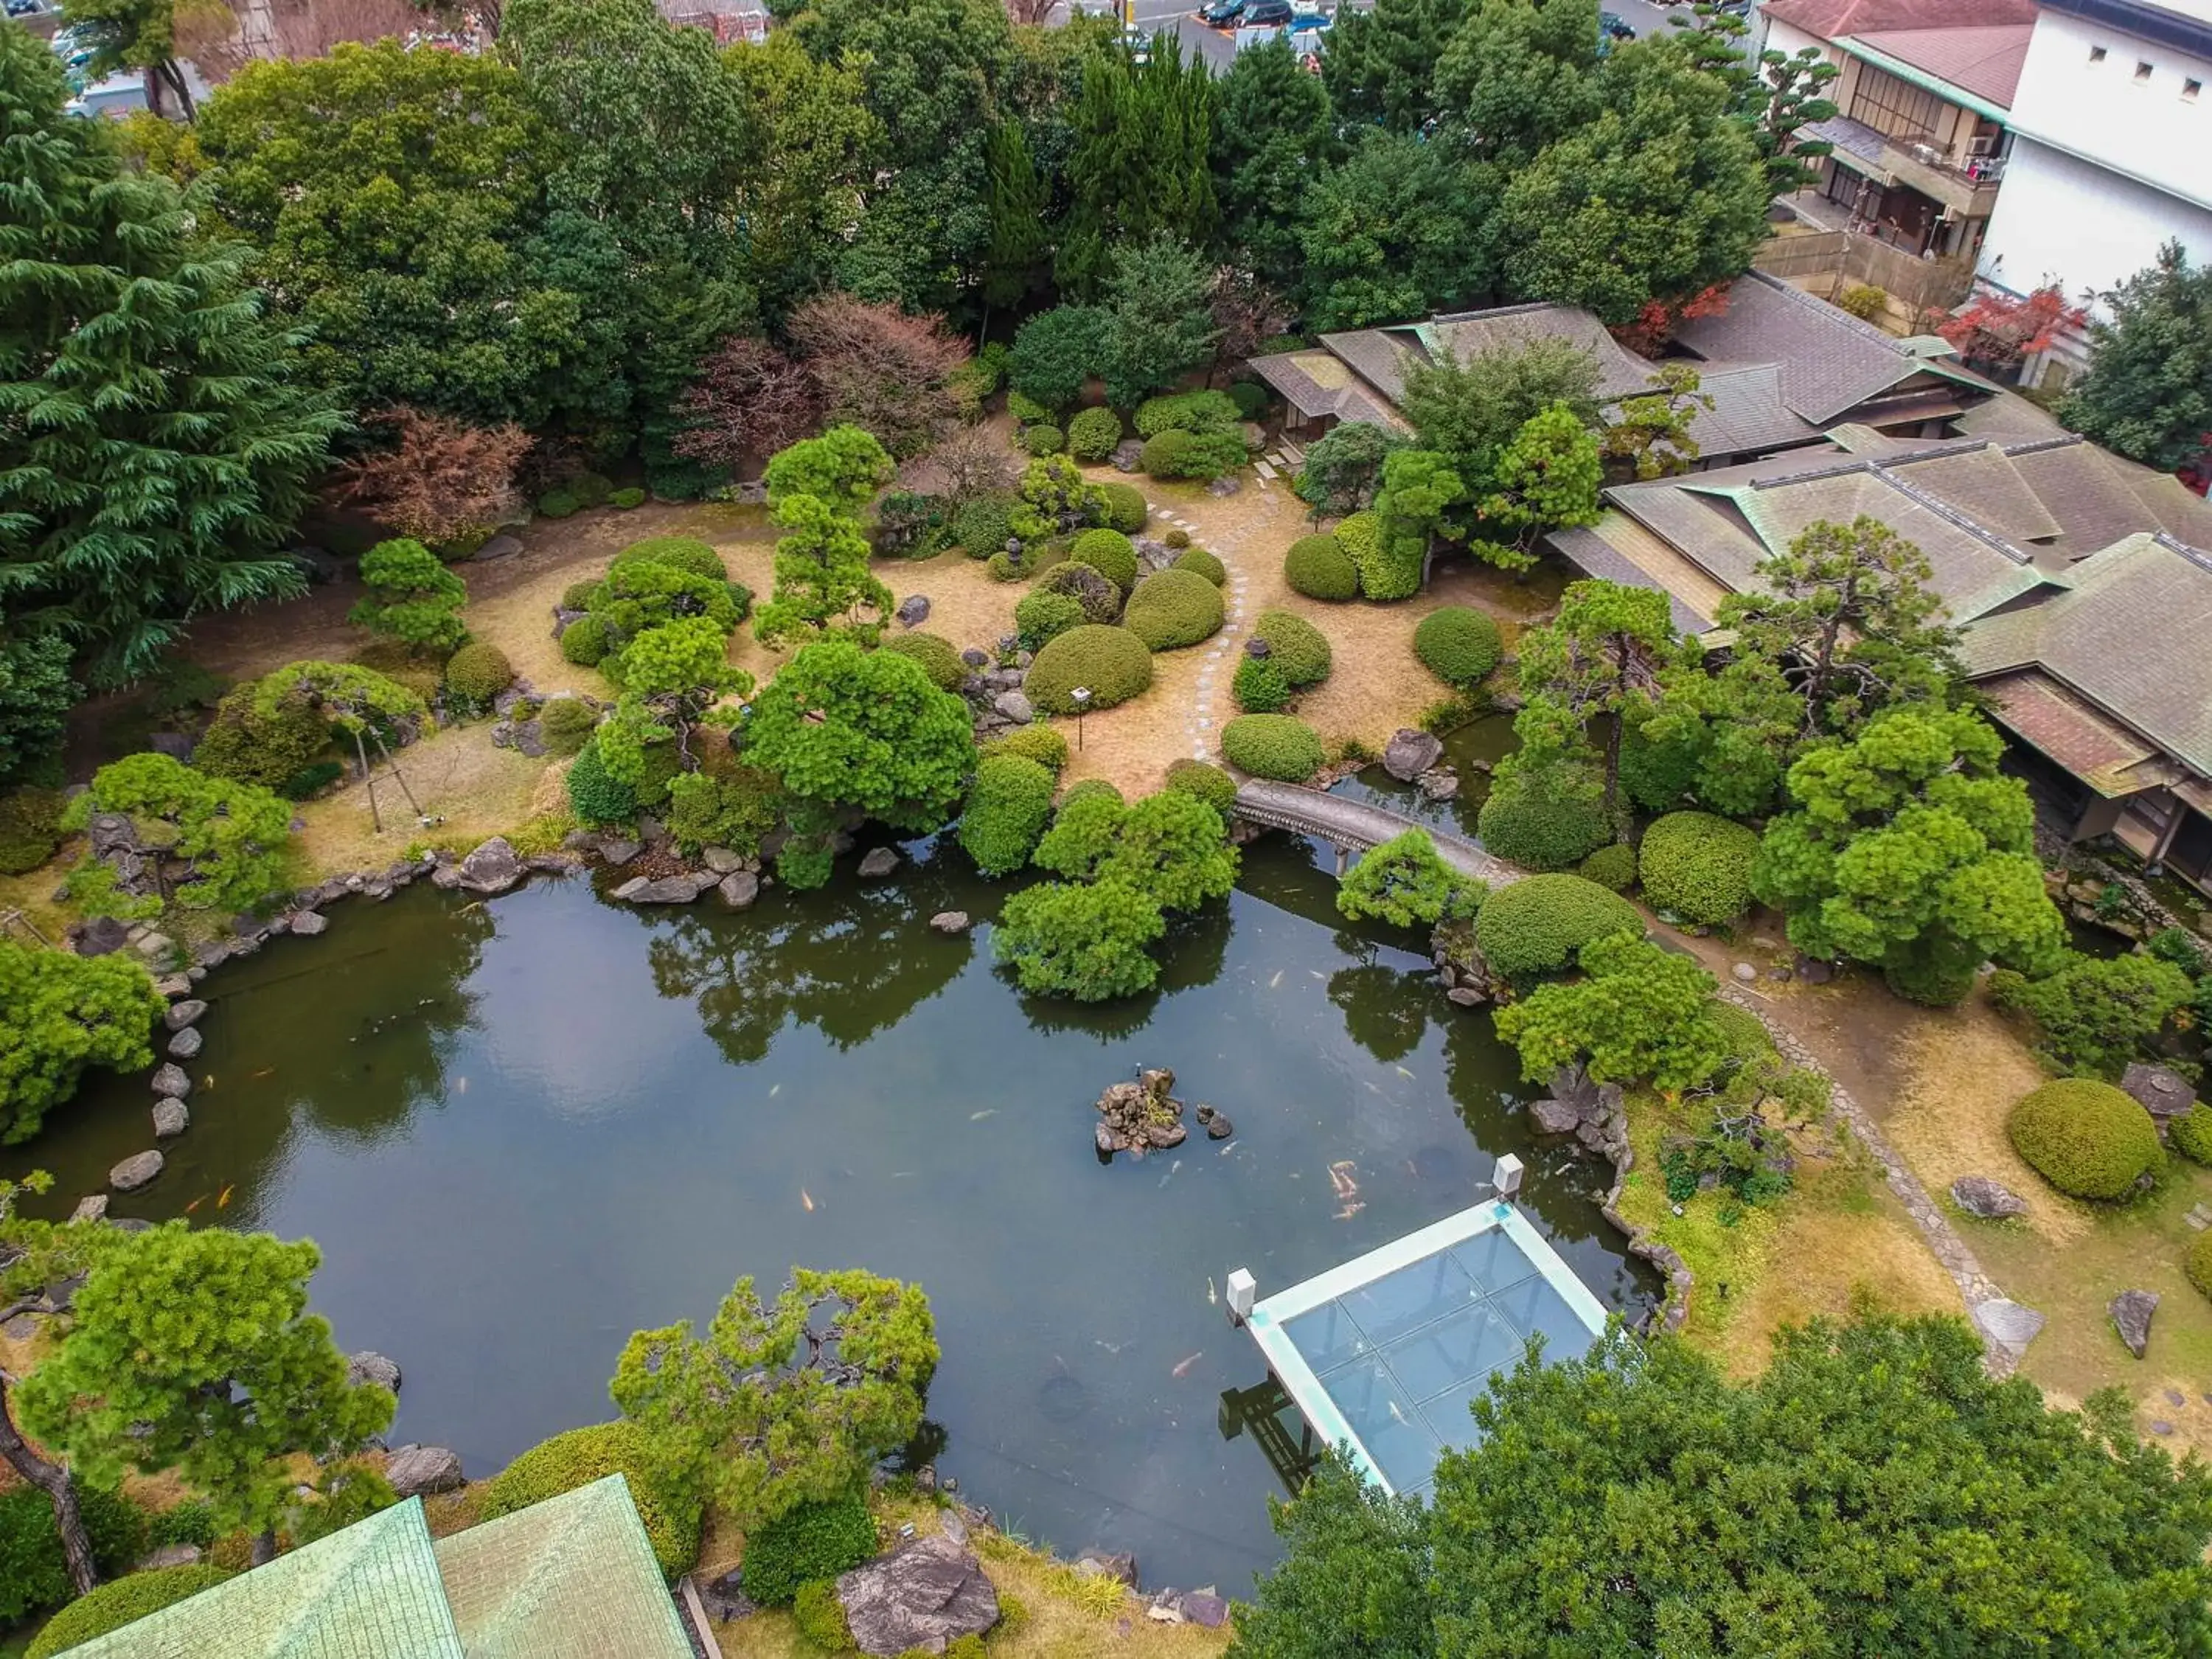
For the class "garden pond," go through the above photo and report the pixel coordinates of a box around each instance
[8,754,1655,1589]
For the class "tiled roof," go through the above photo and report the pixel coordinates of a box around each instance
[1975,668,2162,794]
[1672,271,1961,427]
[1961,534,2212,776]
[1245,349,1406,431]
[1316,327,1428,406]
[1764,0,2037,42]
[1687,363,1824,456]
[1548,521,1722,633]
[1881,445,2063,543]
[1420,304,1655,400]
[64,1500,464,1658]
[1848,22,2033,106]
[435,1475,695,1659]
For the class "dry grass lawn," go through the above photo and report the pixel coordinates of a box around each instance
[291,721,556,872]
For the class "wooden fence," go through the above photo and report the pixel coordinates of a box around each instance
[1756,232,1975,330]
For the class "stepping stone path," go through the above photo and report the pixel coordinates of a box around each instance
[1144,504,1255,765]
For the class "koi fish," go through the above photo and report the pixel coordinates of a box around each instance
[769,1083,781,1098]
[1206,1276,1218,1307]
[453,1077,467,1094]
[1267,970,1283,989]
[970,1110,995,1121]
[801,1189,815,1212]
[1335,1202,1366,1222]
[1170,1352,1203,1379]
[1329,1161,1360,1200]
[202,1075,215,1090]
[1394,1065,1414,1080]
[185,1197,203,1213]
[251,1068,274,1080]
[217,1186,234,1208]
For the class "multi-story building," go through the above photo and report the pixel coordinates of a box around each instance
[1975,0,2212,383]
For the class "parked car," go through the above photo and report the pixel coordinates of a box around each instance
[1599,9,1635,37]
[1199,0,1247,26]
[1244,0,1293,24]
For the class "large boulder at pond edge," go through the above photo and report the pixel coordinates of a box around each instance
[837,1535,999,1656]
[454,837,524,895]
[151,1062,191,1099]
[1383,728,1444,782]
[2110,1289,2159,1360]
[347,1351,402,1392]
[386,1444,465,1497]
[614,873,718,904]
[716,872,759,909]
[858,847,900,880]
[152,1099,189,1138]
[110,1150,164,1192]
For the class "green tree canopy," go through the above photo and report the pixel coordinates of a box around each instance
[2059,240,2212,473]
[1514,577,1677,816]
[1009,305,1114,414]
[60,753,295,920]
[0,942,162,1144]
[1432,0,1602,167]
[743,639,975,831]
[1399,337,1601,509]
[1056,32,1215,299]
[762,425,897,513]
[1468,402,1604,570]
[1337,830,1484,929]
[0,627,74,785]
[754,493,894,646]
[1102,234,1220,409]
[349,539,470,654]
[1753,706,2067,1004]
[1298,130,1493,332]
[1321,0,1476,132]
[1,29,341,686]
[1031,789,1238,912]
[16,1226,394,1548]
[1211,36,1340,296]
[994,877,1167,1002]
[1295,422,1405,518]
[1493,928,1731,1091]
[611,1268,936,1531]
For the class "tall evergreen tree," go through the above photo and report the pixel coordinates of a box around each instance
[1102,235,1219,408]
[1321,0,1476,132]
[1211,36,1339,296]
[1432,0,1602,167]
[2060,240,2212,475]
[1057,32,1214,299]
[0,25,342,685]
[980,119,1051,333]
[1298,130,1493,330]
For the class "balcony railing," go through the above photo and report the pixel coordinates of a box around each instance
[1880,125,2007,184]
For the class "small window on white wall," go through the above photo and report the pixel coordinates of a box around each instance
[2186,78,2203,102]
[2089,44,2107,62]
[2135,60,2154,81]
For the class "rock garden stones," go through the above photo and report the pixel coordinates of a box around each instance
[453,837,524,896]
[1969,1296,2045,1361]
[2121,1062,2197,1123]
[702,846,744,874]
[110,1150,164,1192]
[152,1099,189,1138]
[857,846,900,880]
[290,910,329,936]
[1075,1550,1138,1588]
[347,1351,403,1391]
[1415,766,1458,801]
[2110,1289,2159,1359]
[1949,1175,2028,1220]
[383,1443,465,1496]
[716,872,759,909]
[614,872,718,904]
[992,690,1034,724]
[152,1062,191,1099]
[167,1026,203,1061]
[896,594,931,627]
[1382,728,1443,782]
[1095,1068,1194,1158]
[836,1534,999,1657]
[71,1194,108,1223]
[930,911,970,935]
[164,998,207,1032]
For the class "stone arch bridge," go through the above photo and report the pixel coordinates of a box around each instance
[1231,780,1524,888]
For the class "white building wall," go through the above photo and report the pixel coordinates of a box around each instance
[2002,7,2212,209]
[1981,134,2212,311]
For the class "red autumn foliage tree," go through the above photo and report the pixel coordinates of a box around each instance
[335,406,534,544]
[1933,284,2089,371]
[1610,282,1731,358]
[672,336,825,478]
[785,294,972,460]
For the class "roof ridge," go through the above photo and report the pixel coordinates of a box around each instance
[2000,433,2089,457]
[1743,268,1907,355]
[1868,460,2036,565]
[2155,529,2212,573]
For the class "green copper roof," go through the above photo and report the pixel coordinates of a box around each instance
[434,1475,694,1659]
[63,1498,463,1659]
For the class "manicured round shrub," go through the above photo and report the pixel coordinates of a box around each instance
[0,786,68,877]
[961,754,1058,877]
[1578,842,1638,892]
[443,641,513,707]
[1068,406,1124,462]
[1097,481,1148,534]
[2172,1109,2212,1168]
[984,725,1070,775]
[1024,625,1154,713]
[950,496,1014,559]
[480,1422,700,1579]
[880,632,966,692]
[2007,1078,2162,1201]
[1284,533,1358,601]
[562,578,600,611]
[564,737,637,824]
[793,1579,855,1651]
[611,486,647,509]
[1006,389,1051,427]
[1413,606,1503,686]
[537,488,580,519]
[190,681,332,792]
[560,615,611,667]
[1335,509,1419,601]
[26,1565,234,1659]
[1475,761,1610,871]
[1173,546,1225,585]
[1037,562,1122,625]
[539,696,600,757]
[740,1493,877,1607]
[612,536,729,582]
[1228,380,1269,420]
[1023,423,1065,457]
[1123,568,1225,650]
[1133,390,1240,435]
[1141,429,1194,479]
[1221,714,1324,782]
[1071,529,1138,591]
[1163,527,1190,549]
[1251,611,1329,686]
[566,470,613,508]
[1060,778,1124,811]
[1233,655,1291,713]
[1015,589,1088,651]
[986,552,1026,582]
[1638,811,1760,926]
[1474,874,1644,982]
[1164,758,1238,815]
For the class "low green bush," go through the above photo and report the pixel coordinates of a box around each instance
[1164,758,1237,814]
[986,552,1025,582]
[1023,424,1066,457]
[2171,1108,2212,1167]
[1036,562,1122,624]
[539,697,600,757]
[481,1422,700,1579]
[1070,529,1138,592]
[2006,1078,2161,1200]
[1133,390,1241,436]
[443,641,514,708]
[1141,427,1244,481]
[740,1493,877,1607]
[1163,527,1190,549]
[1336,509,1420,602]
[1475,759,1610,872]
[665,758,782,856]
[984,725,1070,774]
[191,681,333,792]
[1060,779,1124,812]
[1068,407,1124,462]
[611,487,647,509]
[0,786,66,876]
[537,488,580,519]
[1227,380,1269,420]
[1006,389,1051,427]
[1284,534,1358,601]
[961,754,1058,877]
[1474,873,1643,982]
[560,616,611,667]
[280,760,345,801]
[1172,546,1225,585]
[1221,714,1324,782]
[612,537,730,582]
[793,1578,855,1651]
[1250,611,1329,685]
[562,578,601,611]
[1123,568,1225,650]
[1024,625,1154,713]
[1578,842,1637,892]
[2190,1231,2212,1301]
[0,1484,143,1623]
[1413,607,1503,686]
[1233,655,1291,713]
[950,496,1014,559]
[1988,952,2196,1079]
[566,470,613,508]
[1638,811,1759,926]
[564,737,638,824]
[1015,590,1088,651]
[880,633,967,692]
[1096,481,1147,535]
[26,1565,234,1659]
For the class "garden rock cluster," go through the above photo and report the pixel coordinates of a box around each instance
[385,1444,465,1498]
[1094,1068,1195,1158]
[1430,917,1496,1006]
[1382,728,1443,782]
[835,1533,999,1656]
[1526,1065,1629,1161]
